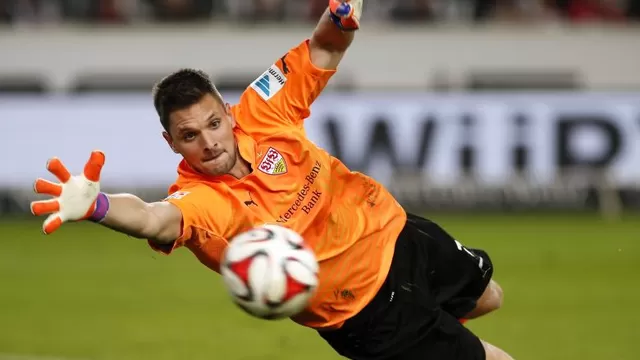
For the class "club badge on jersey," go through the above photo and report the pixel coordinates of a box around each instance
[329,0,363,31]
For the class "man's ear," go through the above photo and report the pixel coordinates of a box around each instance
[163,131,178,154]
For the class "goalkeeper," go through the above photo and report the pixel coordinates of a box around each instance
[31,1,514,359]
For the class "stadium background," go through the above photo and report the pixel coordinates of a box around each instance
[1,1,639,359]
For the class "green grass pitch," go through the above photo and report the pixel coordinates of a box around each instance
[1,213,638,360]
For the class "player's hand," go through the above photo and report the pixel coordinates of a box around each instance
[329,0,363,31]
[30,150,107,235]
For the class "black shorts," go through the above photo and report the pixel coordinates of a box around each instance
[318,213,494,360]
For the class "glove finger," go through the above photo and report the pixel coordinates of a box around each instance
[43,214,63,235]
[83,150,105,182]
[33,178,62,197]
[30,199,61,216]
[46,157,71,184]
[340,17,360,30]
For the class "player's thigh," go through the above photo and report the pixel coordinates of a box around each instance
[481,340,515,360]
[320,300,487,360]
[319,225,483,360]
[390,310,486,360]
[406,213,495,318]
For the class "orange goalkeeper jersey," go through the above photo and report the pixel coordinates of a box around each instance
[150,39,407,329]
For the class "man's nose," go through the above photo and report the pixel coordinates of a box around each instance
[201,132,218,150]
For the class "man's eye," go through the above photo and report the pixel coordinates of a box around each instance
[211,120,220,129]
[184,132,196,140]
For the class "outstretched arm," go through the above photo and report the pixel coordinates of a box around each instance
[30,151,182,245]
[98,194,182,244]
[236,0,363,130]
[309,0,361,70]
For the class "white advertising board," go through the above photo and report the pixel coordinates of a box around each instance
[1,93,639,191]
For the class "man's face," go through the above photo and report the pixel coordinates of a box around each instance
[163,94,238,176]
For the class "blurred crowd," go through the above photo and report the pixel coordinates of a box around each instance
[1,0,639,25]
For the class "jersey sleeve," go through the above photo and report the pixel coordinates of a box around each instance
[234,39,336,132]
[147,185,233,255]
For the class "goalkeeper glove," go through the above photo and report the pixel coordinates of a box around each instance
[329,0,363,31]
[30,150,109,234]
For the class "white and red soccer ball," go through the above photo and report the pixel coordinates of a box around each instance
[220,224,319,320]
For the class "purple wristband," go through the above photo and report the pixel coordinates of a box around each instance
[89,192,110,223]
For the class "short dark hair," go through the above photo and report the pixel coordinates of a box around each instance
[152,68,222,132]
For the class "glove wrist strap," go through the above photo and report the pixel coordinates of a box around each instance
[89,192,110,223]
[329,11,358,31]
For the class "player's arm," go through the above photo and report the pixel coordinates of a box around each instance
[238,1,363,130]
[29,151,182,245]
[309,0,362,70]
[98,194,181,245]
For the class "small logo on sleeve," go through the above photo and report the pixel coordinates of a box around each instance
[250,65,287,101]
[164,191,190,200]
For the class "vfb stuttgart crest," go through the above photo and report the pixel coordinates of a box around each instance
[258,147,288,175]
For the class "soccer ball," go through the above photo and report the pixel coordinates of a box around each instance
[220,224,319,320]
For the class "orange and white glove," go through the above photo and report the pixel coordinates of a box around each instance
[329,0,363,31]
[30,150,108,234]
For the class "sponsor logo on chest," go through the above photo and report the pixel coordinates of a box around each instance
[277,160,323,223]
